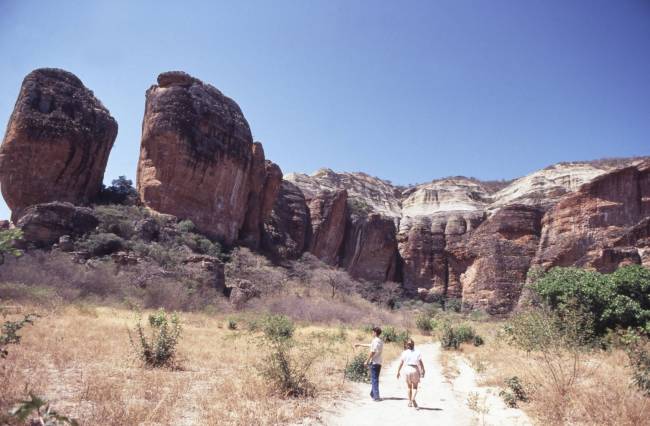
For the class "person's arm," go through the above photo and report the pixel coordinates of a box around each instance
[396,360,404,378]
[418,359,425,378]
[354,343,370,348]
[364,350,375,366]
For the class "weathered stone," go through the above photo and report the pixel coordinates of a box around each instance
[238,142,283,249]
[533,162,650,271]
[459,205,543,314]
[228,278,259,308]
[58,235,74,252]
[340,213,399,282]
[307,189,347,265]
[262,180,310,261]
[15,202,98,247]
[0,68,117,220]
[137,71,255,244]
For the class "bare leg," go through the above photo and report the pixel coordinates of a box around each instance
[407,385,413,406]
[412,385,419,407]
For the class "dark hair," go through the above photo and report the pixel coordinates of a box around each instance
[372,326,382,336]
[404,338,415,350]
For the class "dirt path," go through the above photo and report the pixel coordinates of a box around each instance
[319,343,531,426]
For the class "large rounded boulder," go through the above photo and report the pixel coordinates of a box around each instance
[0,68,117,219]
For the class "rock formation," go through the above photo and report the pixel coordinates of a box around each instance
[533,161,650,272]
[262,181,310,261]
[0,68,117,219]
[137,71,263,244]
[306,189,348,265]
[15,202,99,247]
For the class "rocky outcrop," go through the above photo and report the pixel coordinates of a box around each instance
[15,202,98,247]
[533,162,650,272]
[306,189,347,264]
[459,205,543,314]
[137,71,257,244]
[262,181,310,261]
[340,212,399,282]
[182,255,225,291]
[0,68,117,219]
[239,143,283,249]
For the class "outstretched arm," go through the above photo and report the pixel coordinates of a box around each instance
[354,343,370,348]
[396,360,404,378]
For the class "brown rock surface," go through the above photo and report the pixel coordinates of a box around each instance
[340,213,399,282]
[15,202,99,247]
[533,162,650,272]
[306,189,348,265]
[459,205,543,314]
[262,181,310,261]
[137,71,255,244]
[0,68,117,219]
[239,143,283,249]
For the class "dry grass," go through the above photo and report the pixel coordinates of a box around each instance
[0,303,409,425]
[459,321,650,425]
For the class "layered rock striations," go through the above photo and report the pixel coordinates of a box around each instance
[0,68,117,220]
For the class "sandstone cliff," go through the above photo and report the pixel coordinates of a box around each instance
[0,68,117,220]
[137,71,280,245]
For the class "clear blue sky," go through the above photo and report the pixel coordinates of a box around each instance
[1,0,649,219]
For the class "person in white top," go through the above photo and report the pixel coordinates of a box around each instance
[396,338,425,408]
[354,326,384,401]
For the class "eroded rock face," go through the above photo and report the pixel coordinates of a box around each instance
[262,181,310,261]
[15,202,98,247]
[238,143,283,249]
[0,69,117,219]
[459,205,543,314]
[137,71,255,244]
[306,189,347,265]
[340,213,399,282]
[533,162,650,272]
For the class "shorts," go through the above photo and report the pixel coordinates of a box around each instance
[404,365,420,386]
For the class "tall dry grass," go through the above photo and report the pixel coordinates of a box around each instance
[460,321,650,425]
[0,304,407,425]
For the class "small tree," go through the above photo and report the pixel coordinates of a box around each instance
[1,313,38,359]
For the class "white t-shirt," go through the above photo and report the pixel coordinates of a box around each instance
[370,337,384,365]
[400,349,422,366]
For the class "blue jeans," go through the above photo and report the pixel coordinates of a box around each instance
[369,363,381,400]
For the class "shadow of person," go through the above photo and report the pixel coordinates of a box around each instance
[415,407,443,411]
[378,397,407,401]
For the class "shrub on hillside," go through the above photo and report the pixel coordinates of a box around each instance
[76,232,124,256]
[530,265,650,336]
[440,322,483,350]
[0,229,23,265]
[96,175,138,205]
[444,297,462,312]
[381,326,409,344]
[1,313,37,359]
[129,309,182,368]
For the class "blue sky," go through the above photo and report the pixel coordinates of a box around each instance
[1,0,649,219]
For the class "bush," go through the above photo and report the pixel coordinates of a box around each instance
[0,229,23,265]
[129,309,182,368]
[440,322,483,350]
[1,313,37,359]
[227,319,237,330]
[96,175,138,205]
[76,232,124,256]
[261,315,295,342]
[381,326,409,344]
[344,352,370,383]
[531,265,650,336]
[499,376,528,408]
[444,298,462,312]
[257,315,315,397]
[625,334,650,396]
[415,312,434,333]
[6,393,78,425]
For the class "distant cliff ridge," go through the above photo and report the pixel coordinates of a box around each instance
[1,68,648,314]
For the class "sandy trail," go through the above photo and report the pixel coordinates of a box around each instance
[319,343,531,426]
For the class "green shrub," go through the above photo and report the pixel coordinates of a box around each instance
[227,319,238,330]
[415,312,434,333]
[381,326,409,344]
[96,175,138,205]
[1,313,37,359]
[440,322,460,350]
[624,334,650,396]
[177,220,196,233]
[344,352,370,383]
[129,309,182,368]
[6,393,78,425]
[0,228,23,264]
[472,335,485,346]
[455,324,476,342]
[531,265,650,336]
[261,314,295,342]
[445,298,462,312]
[499,376,528,408]
[257,314,315,397]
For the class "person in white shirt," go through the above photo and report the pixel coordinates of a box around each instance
[354,326,384,401]
[396,338,425,408]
